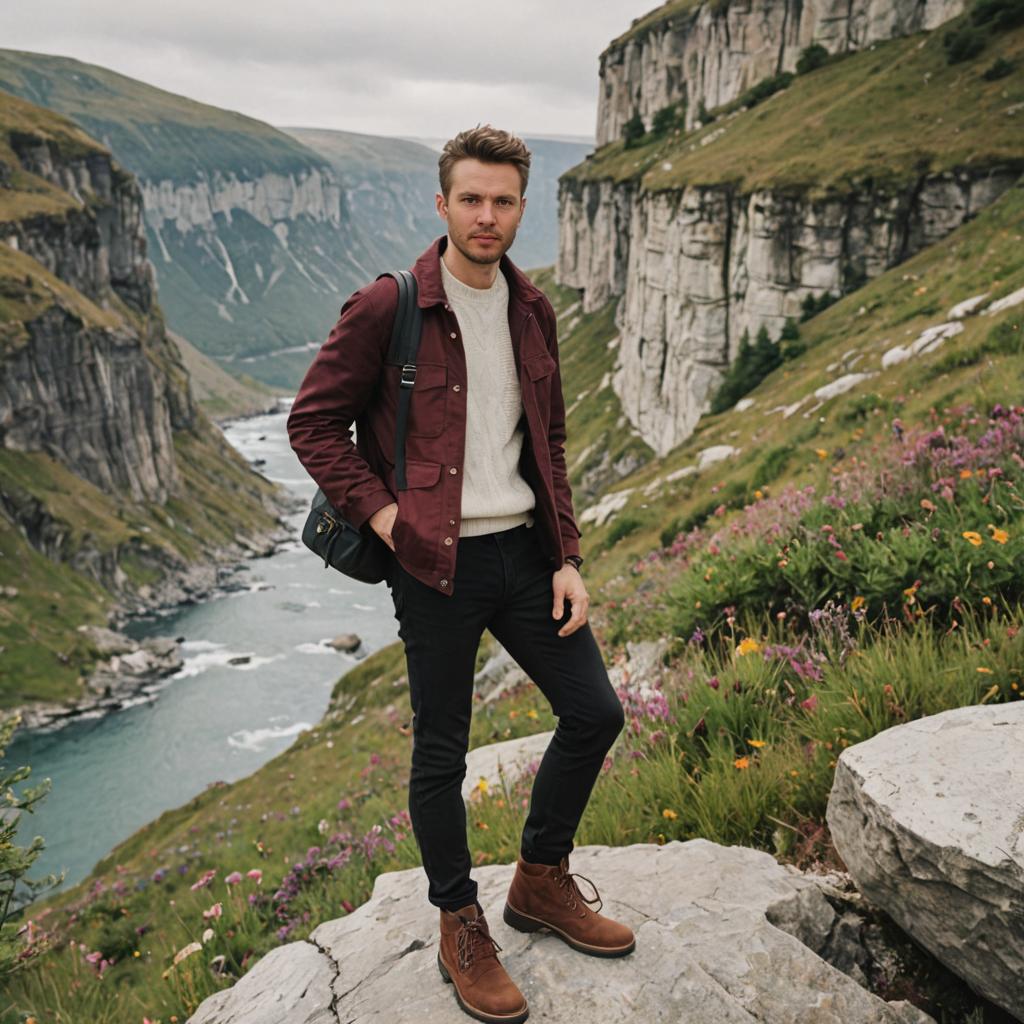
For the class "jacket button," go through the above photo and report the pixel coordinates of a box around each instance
[449,332,457,339]
[449,466,458,475]
[452,384,461,392]
[449,519,456,526]
[440,578,449,588]
[444,537,453,546]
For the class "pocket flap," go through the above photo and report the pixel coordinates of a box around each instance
[412,362,447,390]
[402,459,442,488]
[524,352,557,381]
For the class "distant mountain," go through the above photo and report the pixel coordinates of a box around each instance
[0,51,590,387]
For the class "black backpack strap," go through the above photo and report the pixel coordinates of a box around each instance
[376,270,422,491]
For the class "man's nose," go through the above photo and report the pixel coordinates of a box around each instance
[477,203,497,223]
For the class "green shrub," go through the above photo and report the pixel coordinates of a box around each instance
[796,44,830,75]
[982,56,1015,80]
[738,72,794,110]
[652,102,685,134]
[710,325,783,413]
[622,112,646,148]
[607,513,644,546]
[0,714,62,979]
[800,291,838,322]
[970,0,1024,30]
[944,24,988,63]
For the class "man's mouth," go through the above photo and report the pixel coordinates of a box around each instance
[473,234,499,241]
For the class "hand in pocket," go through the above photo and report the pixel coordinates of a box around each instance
[369,502,399,551]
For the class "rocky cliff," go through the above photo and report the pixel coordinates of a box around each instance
[559,11,1024,455]
[0,90,284,707]
[597,0,966,145]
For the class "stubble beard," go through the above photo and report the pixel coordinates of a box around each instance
[450,225,517,266]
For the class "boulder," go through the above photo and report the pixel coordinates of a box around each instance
[462,731,554,802]
[826,703,1024,1018]
[327,633,362,654]
[188,841,933,1023]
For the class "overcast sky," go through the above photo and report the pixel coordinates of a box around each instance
[4,1,647,140]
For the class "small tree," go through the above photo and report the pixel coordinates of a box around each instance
[0,714,63,978]
[622,111,646,148]
[652,103,681,134]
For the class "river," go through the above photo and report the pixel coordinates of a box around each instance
[6,405,400,889]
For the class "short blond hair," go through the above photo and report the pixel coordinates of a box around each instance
[438,125,531,199]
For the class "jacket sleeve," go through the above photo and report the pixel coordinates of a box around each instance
[540,297,583,560]
[286,278,398,531]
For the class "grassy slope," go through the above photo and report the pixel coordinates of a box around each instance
[9,167,1022,1021]
[169,330,286,422]
[570,19,1024,194]
[0,49,322,183]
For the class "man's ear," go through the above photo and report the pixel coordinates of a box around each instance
[435,192,448,222]
[520,195,527,221]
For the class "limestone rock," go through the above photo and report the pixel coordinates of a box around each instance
[826,703,1024,1018]
[187,941,336,1024]
[189,841,934,1023]
[327,634,362,654]
[558,169,1018,457]
[473,644,529,705]
[463,731,554,802]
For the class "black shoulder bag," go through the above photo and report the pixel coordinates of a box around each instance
[300,269,423,583]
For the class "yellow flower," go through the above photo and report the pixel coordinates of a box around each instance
[988,524,1009,544]
[475,777,489,794]
[962,531,983,546]
[976,666,993,674]
[509,710,518,719]
[790,770,800,777]
[662,808,678,820]
[734,755,750,769]
[919,498,936,512]
[851,596,866,612]
[476,821,489,830]
[526,709,538,720]
[960,468,973,479]
[736,637,762,656]
[982,596,992,606]
[815,448,828,459]
[747,739,766,748]
[754,489,764,500]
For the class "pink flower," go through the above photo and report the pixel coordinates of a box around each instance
[801,694,819,713]
[225,871,243,885]
[246,869,263,883]
[190,869,217,892]
[202,902,224,920]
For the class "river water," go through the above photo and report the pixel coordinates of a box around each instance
[7,405,400,889]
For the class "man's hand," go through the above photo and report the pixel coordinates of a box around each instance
[369,502,399,551]
[552,563,588,637]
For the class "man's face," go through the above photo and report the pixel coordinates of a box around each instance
[436,158,526,266]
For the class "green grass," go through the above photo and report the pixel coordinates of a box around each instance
[570,19,1024,195]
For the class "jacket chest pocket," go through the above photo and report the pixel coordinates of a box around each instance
[523,351,557,417]
[406,362,448,437]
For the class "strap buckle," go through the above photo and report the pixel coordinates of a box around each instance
[400,364,417,388]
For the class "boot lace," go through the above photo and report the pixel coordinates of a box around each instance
[554,861,604,917]
[456,914,503,971]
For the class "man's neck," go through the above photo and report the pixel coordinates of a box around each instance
[442,237,500,290]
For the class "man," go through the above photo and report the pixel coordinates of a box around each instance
[287,125,632,1024]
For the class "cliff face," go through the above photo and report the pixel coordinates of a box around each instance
[1,126,194,502]
[559,169,1019,455]
[597,0,966,145]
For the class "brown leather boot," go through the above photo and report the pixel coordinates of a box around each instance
[503,854,636,957]
[437,901,529,1023]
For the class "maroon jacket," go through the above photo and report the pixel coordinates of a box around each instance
[287,235,582,597]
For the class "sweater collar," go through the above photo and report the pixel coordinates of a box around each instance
[412,235,545,309]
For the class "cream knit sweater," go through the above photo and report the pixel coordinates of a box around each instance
[440,258,536,537]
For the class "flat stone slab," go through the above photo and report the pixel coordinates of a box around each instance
[189,841,933,1023]
[827,702,1024,1018]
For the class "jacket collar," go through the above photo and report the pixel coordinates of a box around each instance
[412,234,545,309]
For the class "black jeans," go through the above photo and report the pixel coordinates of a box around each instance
[385,521,625,911]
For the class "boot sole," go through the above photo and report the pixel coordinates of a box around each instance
[437,951,529,1024]
[503,902,636,958]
